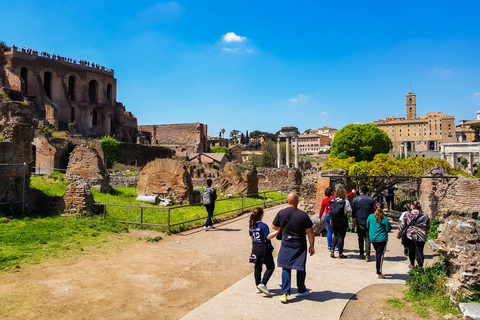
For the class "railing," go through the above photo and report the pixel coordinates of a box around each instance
[94,189,288,232]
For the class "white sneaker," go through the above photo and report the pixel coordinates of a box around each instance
[204,226,210,231]
[210,225,215,229]
[296,290,310,297]
[256,283,272,296]
[255,288,261,294]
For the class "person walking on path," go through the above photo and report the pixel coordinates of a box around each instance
[249,207,276,296]
[367,203,392,278]
[352,185,375,262]
[272,192,315,303]
[397,201,430,268]
[319,187,335,252]
[385,185,397,211]
[329,186,352,259]
[202,179,217,231]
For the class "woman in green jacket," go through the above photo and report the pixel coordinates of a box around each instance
[366,203,392,278]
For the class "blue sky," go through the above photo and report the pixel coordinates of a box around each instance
[3,1,480,136]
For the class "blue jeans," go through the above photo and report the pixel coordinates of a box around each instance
[281,268,306,295]
[325,214,333,249]
[204,203,215,227]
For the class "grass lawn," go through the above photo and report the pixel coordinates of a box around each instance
[1,175,285,270]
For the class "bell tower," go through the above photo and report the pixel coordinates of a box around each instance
[406,90,416,120]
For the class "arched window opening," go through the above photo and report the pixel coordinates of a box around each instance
[68,76,76,101]
[92,109,98,126]
[406,142,412,151]
[20,67,28,95]
[107,84,112,105]
[44,72,52,99]
[409,107,412,113]
[429,141,435,151]
[71,107,75,123]
[89,80,98,103]
[409,98,412,104]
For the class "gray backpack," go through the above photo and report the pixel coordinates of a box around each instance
[202,187,213,205]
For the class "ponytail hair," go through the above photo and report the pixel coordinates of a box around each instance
[249,207,264,228]
[374,202,384,223]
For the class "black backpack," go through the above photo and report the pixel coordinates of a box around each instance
[328,199,346,223]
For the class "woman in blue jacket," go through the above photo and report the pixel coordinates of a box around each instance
[367,203,392,278]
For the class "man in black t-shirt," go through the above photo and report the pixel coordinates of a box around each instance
[272,192,315,303]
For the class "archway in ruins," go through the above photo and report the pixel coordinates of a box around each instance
[137,159,193,205]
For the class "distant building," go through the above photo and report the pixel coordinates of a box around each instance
[207,136,229,149]
[373,90,456,154]
[241,151,264,162]
[249,135,265,143]
[138,122,208,159]
[1,45,137,142]
[313,126,338,140]
[293,134,332,155]
[456,110,480,142]
[189,153,228,168]
[229,145,242,162]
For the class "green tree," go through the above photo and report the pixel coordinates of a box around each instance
[229,130,240,144]
[249,130,262,137]
[245,142,261,150]
[470,124,480,142]
[304,129,312,134]
[210,145,231,158]
[221,128,225,138]
[330,123,392,162]
[323,154,452,196]
[100,135,120,168]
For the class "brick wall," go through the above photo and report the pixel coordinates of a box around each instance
[138,123,208,155]
[419,176,480,217]
[118,142,173,167]
[257,167,302,191]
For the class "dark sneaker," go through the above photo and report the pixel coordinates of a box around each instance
[359,254,365,260]
[339,254,348,259]
[366,256,371,262]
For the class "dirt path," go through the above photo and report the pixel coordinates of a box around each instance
[0,207,266,320]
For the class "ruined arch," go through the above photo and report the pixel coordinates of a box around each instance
[43,71,52,99]
[107,83,112,105]
[137,159,193,205]
[20,67,28,95]
[89,80,98,103]
[68,76,76,101]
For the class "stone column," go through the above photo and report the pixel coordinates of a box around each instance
[404,143,408,159]
[277,137,281,168]
[469,152,473,175]
[286,137,290,168]
[295,136,299,168]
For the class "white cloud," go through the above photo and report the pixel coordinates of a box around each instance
[474,92,480,98]
[246,48,254,53]
[433,67,455,75]
[223,48,237,53]
[289,94,308,103]
[222,32,247,43]
[138,2,184,23]
[321,111,328,116]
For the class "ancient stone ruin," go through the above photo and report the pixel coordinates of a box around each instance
[218,162,258,196]
[137,159,193,205]
[419,175,480,294]
[62,180,96,216]
[66,142,110,193]
[257,167,302,192]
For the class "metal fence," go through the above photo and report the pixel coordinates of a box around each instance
[95,189,288,232]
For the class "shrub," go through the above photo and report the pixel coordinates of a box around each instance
[406,257,450,296]
[42,127,52,136]
[100,135,120,168]
[428,216,440,240]
[211,163,220,170]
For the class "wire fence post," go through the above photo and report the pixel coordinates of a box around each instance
[22,162,26,214]
[103,204,106,219]
[167,208,171,233]
[241,194,244,213]
[263,190,266,208]
[140,207,143,227]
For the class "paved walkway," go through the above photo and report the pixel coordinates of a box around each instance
[180,204,438,320]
